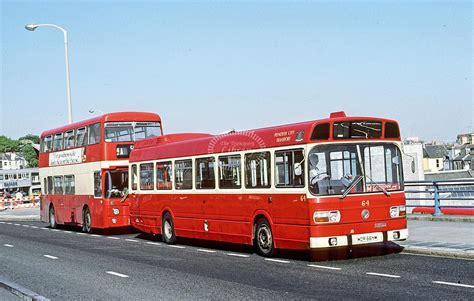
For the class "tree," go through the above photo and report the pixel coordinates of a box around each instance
[18,134,40,144]
[21,144,38,168]
[0,136,20,153]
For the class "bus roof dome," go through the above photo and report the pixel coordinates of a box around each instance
[330,111,347,118]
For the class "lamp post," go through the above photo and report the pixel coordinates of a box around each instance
[25,23,73,124]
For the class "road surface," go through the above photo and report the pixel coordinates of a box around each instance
[0,221,472,300]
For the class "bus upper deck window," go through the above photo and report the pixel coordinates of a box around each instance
[385,122,400,138]
[311,123,330,140]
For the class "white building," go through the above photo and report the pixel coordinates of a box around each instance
[0,153,27,170]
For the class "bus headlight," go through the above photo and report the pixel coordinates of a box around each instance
[113,208,120,215]
[314,210,341,224]
[390,206,406,218]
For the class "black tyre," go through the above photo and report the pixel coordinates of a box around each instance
[254,218,274,257]
[162,212,176,244]
[49,206,57,229]
[82,207,92,233]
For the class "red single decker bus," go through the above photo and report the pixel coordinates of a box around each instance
[128,111,407,257]
[39,112,162,232]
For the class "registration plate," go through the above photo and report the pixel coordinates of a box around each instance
[352,232,383,245]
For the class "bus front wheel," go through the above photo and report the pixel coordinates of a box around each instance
[49,206,57,229]
[162,212,176,244]
[82,207,92,233]
[254,218,274,257]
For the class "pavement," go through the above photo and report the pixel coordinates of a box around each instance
[0,220,473,300]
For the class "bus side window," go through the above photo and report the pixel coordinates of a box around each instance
[64,175,75,195]
[94,171,102,197]
[218,155,241,189]
[195,157,215,189]
[275,149,305,188]
[131,164,138,190]
[140,163,154,190]
[53,133,64,151]
[156,161,172,190]
[47,176,53,194]
[64,130,75,149]
[175,159,192,190]
[44,135,53,152]
[89,123,101,145]
[53,176,63,194]
[76,127,88,147]
[245,152,271,189]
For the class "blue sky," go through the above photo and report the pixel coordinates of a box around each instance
[1,1,472,141]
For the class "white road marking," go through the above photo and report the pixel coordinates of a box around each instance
[63,231,73,234]
[51,229,60,232]
[22,225,30,228]
[14,224,21,226]
[168,245,186,249]
[106,271,129,278]
[107,237,120,240]
[6,222,12,225]
[366,272,400,278]
[125,239,139,242]
[0,221,5,224]
[265,258,290,264]
[76,232,86,235]
[146,241,161,246]
[90,234,100,237]
[3,244,14,248]
[227,253,250,258]
[41,227,49,230]
[197,249,217,253]
[30,226,39,229]
[307,264,341,271]
[43,255,58,260]
[433,281,474,289]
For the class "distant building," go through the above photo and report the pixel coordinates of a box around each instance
[0,168,41,196]
[452,144,474,170]
[457,133,474,145]
[422,144,449,173]
[0,152,27,170]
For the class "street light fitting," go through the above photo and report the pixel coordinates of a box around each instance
[25,24,39,31]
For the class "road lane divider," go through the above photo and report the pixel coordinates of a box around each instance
[197,249,217,253]
[0,221,5,224]
[14,223,21,226]
[227,253,250,258]
[30,226,39,229]
[433,281,474,289]
[3,244,14,248]
[106,271,129,278]
[146,242,161,246]
[90,234,100,237]
[168,245,186,249]
[125,239,139,242]
[307,264,341,271]
[43,255,58,260]
[107,237,120,240]
[22,225,30,228]
[264,258,290,264]
[366,272,401,278]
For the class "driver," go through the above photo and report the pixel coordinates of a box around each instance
[309,153,327,185]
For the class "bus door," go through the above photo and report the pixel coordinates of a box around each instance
[272,149,308,225]
[104,168,130,215]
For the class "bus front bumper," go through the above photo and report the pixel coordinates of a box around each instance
[310,228,408,248]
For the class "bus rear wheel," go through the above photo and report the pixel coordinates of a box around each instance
[82,207,92,233]
[162,212,176,244]
[49,206,57,229]
[254,218,274,257]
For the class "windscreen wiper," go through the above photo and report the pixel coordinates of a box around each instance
[364,174,390,196]
[340,175,363,199]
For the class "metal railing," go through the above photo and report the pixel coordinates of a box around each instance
[404,179,474,216]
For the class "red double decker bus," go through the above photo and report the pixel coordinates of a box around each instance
[39,112,162,233]
[128,112,407,257]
